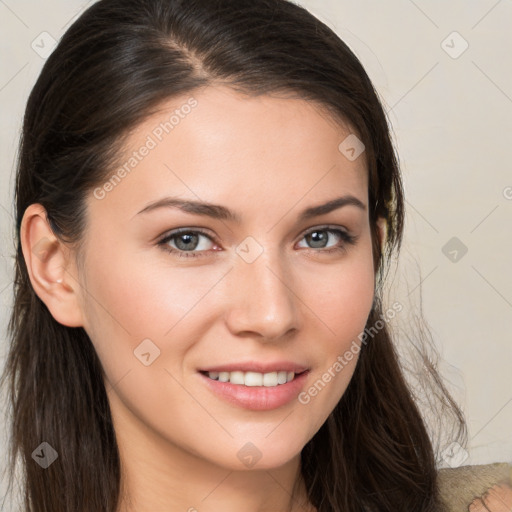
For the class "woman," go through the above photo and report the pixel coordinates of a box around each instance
[1,0,469,510]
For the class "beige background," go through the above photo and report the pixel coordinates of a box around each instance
[1,0,511,504]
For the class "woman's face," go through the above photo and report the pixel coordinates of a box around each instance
[76,86,376,471]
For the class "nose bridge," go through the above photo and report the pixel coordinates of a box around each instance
[225,243,299,339]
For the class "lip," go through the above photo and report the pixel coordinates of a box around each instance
[198,369,310,411]
[197,361,309,374]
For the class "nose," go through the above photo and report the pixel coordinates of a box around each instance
[223,250,300,341]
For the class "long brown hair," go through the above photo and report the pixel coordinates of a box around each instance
[1,0,466,510]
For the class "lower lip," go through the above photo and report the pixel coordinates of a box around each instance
[198,371,309,411]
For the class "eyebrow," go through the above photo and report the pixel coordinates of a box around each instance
[135,194,366,222]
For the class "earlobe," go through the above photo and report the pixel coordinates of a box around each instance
[20,204,84,327]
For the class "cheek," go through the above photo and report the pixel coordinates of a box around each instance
[83,241,201,332]
[295,241,375,424]
[79,240,230,375]
[303,241,375,343]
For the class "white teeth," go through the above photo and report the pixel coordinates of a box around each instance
[244,372,263,387]
[206,370,297,386]
[230,371,245,385]
[263,372,277,387]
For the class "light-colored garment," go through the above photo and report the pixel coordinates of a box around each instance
[438,462,512,512]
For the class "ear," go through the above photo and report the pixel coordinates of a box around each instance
[20,203,84,327]
[376,216,387,248]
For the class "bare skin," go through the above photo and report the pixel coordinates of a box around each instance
[469,483,512,512]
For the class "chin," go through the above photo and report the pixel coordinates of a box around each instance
[208,436,306,472]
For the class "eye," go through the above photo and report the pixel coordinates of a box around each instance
[157,228,217,258]
[296,226,358,254]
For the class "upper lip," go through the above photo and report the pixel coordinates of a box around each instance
[198,361,309,374]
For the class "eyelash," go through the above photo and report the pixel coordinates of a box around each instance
[157,225,358,260]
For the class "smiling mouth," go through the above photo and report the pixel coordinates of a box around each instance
[199,370,307,387]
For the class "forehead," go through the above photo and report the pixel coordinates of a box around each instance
[89,85,369,222]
